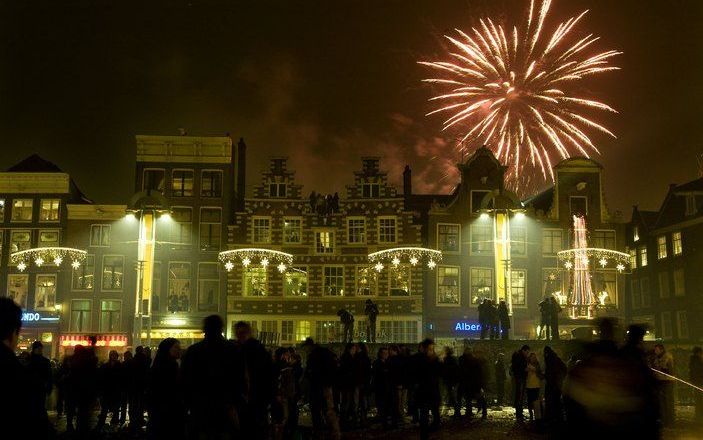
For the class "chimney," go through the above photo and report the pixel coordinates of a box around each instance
[403,165,412,197]
[236,137,247,210]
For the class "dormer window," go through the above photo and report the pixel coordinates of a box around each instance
[362,182,380,198]
[685,194,697,216]
[269,182,287,198]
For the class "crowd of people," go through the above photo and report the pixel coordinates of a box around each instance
[2,297,703,440]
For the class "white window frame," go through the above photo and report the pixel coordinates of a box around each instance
[362,181,380,198]
[377,216,397,244]
[200,169,223,198]
[38,229,60,248]
[542,228,563,254]
[511,269,527,307]
[243,267,268,297]
[437,223,461,254]
[469,267,494,306]
[99,299,122,333]
[592,229,616,250]
[171,168,195,197]
[69,299,92,333]
[284,266,308,297]
[388,264,412,296]
[672,231,682,256]
[639,246,648,267]
[101,255,125,292]
[9,229,31,253]
[347,217,367,245]
[657,235,667,260]
[436,265,460,306]
[511,226,527,257]
[315,230,335,254]
[199,207,222,251]
[34,273,57,311]
[470,223,493,255]
[323,265,344,296]
[39,199,60,222]
[283,217,303,244]
[355,265,377,297]
[72,254,95,291]
[170,207,193,246]
[11,199,33,222]
[252,216,272,244]
[90,224,111,247]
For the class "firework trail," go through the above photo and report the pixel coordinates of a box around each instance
[420,0,620,190]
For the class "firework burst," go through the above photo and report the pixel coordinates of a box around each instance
[420,0,620,189]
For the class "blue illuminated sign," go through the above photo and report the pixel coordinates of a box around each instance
[454,321,482,332]
[21,312,60,323]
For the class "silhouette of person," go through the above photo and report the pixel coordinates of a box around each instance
[364,299,379,342]
[337,309,355,343]
[147,338,185,440]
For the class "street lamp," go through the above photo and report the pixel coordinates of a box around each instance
[127,190,170,348]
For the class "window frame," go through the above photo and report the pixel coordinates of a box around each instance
[199,207,222,252]
[323,265,344,296]
[677,311,689,339]
[377,216,397,244]
[346,217,367,245]
[101,255,125,292]
[436,223,461,254]
[243,266,268,297]
[657,235,667,260]
[672,231,682,256]
[470,223,494,255]
[355,265,378,297]
[11,199,33,222]
[388,264,412,296]
[639,246,648,267]
[171,168,195,197]
[69,299,92,333]
[511,226,527,257]
[673,267,685,296]
[9,229,32,253]
[34,273,57,311]
[569,195,588,216]
[283,217,303,244]
[510,269,527,307]
[72,254,96,291]
[542,228,563,254]
[142,168,166,192]
[39,199,61,222]
[200,169,223,198]
[361,181,380,198]
[469,266,494,306]
[89,224,111,247]
[658,271,670,299]
[197,262,220,312]
[436,265,461,306]
[167,261,193,312]
[38,229,60,248]
[470,190,490,213]
[99,299,122,333]
[314,230,335,255]
[661,311,673,340]
[169,207,193,246]
[284,266,308,297]
[252,216,272,244]
[7,274,29,309]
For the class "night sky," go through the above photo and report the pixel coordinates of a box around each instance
[0,0,701,216]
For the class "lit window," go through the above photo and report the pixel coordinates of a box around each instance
[315,321,343,344]
[378,217,397,243]
[70,300,91,333]
[269,181,287,198]
[283,218,302,244]
[72,255,95,290]
[362,182,380,198]
[7,274,28,308]
[35,274,57,311]
[323,266,344,296]
[172,170,194,197]
[658,272,670,298]
[437,266,460,305]
[315,231,334,254]
[168,262,192,312]
[355,266,377,296]
[511,226,527,256]
[295,320,311,341]
[284,267,308,296]
[10,230,31,253]
[90,225,111,247]
[672,232,682,255]
[170,208,192,246]
[511,269,527,306]
[102,256,124,291]
[197,263,219,312]
[633,226,639,242]
[39,230,59,248]
[143,169,165,192]
[438,224,460,253]
[592,230,616,250]
[542,229,563,254]
[12,199,33,222]
[673,268,685,296]
[389,265,411,296]
[470,267,493,304]
[199,208,222,251]
[639,246,648,267]
[629,248,637,269]
[0,199,5,221]
[201,170,223,197]
[40,199,60,222]
[252,217,271,243]
[347,218,366,244]
[471,224,493,255]
[100,300,122,332]
[244,267,268,297]
[657,236,667,259]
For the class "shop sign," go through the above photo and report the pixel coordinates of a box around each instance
[454,321,482,332]
[21,312,60,323]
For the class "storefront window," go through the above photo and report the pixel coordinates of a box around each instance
[168,262,192,312]
[35,275,56,311]
[197,263,219,312]
[7,274,28,308]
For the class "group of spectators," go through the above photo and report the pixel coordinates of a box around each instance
[476,299,511,340]
[3,296,703,440]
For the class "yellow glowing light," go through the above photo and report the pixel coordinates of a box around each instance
[392,257,400,266]
[71,260,81,270]
[53,256,63,266]
[261,258,269,268]
[17,262,26,272]
[410,257,419,266]
[277,263,287,273]
[35,257,44,267]
[428,260,436,269]
[374,262,384,272]
[242,257,251,267]
[224,261,234,272]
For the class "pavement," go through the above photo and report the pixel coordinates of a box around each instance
[49,405,702,439]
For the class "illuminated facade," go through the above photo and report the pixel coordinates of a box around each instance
[226,157,424,344]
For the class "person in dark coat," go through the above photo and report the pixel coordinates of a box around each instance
[510,345,530,421]
[337,309,355,343]
[147,338,185,440]
[494,352,507,406]
[548,297,562,340]
[498,301,511,340]
[538,298,551,340]
[372,347,393,427]
[234,321,274,438]
[387,345,406,427]
[96,350,123,431]
[304,338,341,439]
[412,339,441,440]
[478,299,489,339]
[126,345,149,433]
[364,299,379,343]
[26,340,52,430]
[68,343,99,435]
[543,346,567,424]
[487,300,499,339]
[441,347,461,418]
[690,347,703,423]
[338,343,358,427]
[355,343,372,427]
[459,347,488,419]
[182,315,244,440]
[0,298,35,436]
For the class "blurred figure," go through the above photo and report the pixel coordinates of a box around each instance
[95,350,123,431]
[412,338,441,440]
[234,321,273,438]
[339,343,358,428]
[498,301,510,340]
[26,340,52,430]
[487,300,499,340]
[272,348,293,439]
[126,345,149,433]
[478,299,489,340]
[355,343,372,427]
[372,347,393,427]
[119,350,133,425]
[651,343,675,427]
[147,338,185,440]
[364,299,379,342]
[304,338,341,440]
[564,319,659,440]
[388,345,406,427]
[337,309,355,344]
[55,353,71,418]
[441,347,461,418]
[0,298,33,434]
[543,346,566,424]
[182,315,244,440]
[690,346,703,423]
[525,352,543,422]
[459,346,487,419]
[67,344,99,436]
[510,345,530,422]
[538,298,551,340]
[549,297,562,340]
[494,352,507,406]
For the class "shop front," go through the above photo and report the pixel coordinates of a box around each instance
[59,334,129,359]
[17,311,61,358]
[140,316,205,348]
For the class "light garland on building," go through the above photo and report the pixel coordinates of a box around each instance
[218,248,294,272]
[557,247,630,273]
[11,247,87,272]
[368,247,443,270]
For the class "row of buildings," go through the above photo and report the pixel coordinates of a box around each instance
[2,133,699,358]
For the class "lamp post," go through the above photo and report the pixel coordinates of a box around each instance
[127,190,170,348]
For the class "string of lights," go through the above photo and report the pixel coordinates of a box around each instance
[10,247,88,271]
[367,246,443,271]
[218,248,294,273]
